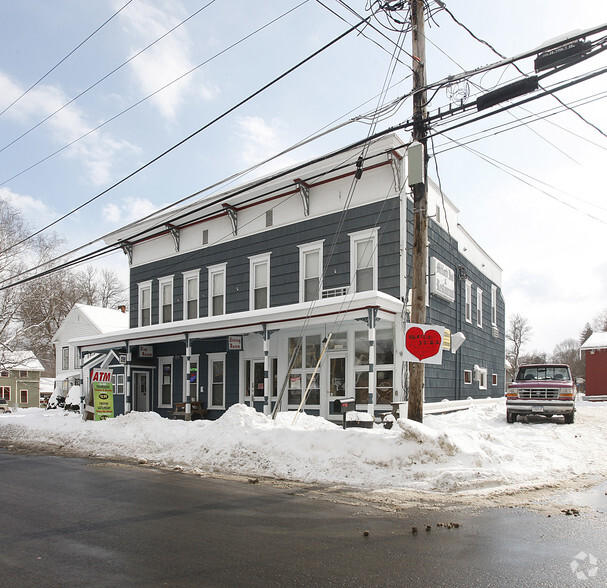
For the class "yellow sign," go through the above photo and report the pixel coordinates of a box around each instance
[93,381,114,421]
[443,329,451,351]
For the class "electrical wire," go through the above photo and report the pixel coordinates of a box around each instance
[0,15,370,260]
[0,0,134,119]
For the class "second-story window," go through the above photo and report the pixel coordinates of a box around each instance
[465,280,472,323]
[159,276,174,323]
[350,228,378,293]
[62,347,69,371]
[183,270,200,320]
[477,287,483,328]
[208,263,227,316]
[138,281,152,327]
[249,253,270,310]
[298,241,323,302]
[491,284,497,326]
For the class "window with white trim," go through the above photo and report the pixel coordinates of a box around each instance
[62,347,69,371]
[464,370,472,385]
[1,387,10,400]
[183,270,200,320]
[112,374,125,395]
[478,367,488,390]
[491,285,498,326]
[492,373,498,386]
[477,287,483,328]
[138,281,152,327]
[184,355,199,402]
[208,263,227,316]
[20,389,28,404]
[287,335,320,406]
[249,253,270,310]
[208,353,226,409]
[159,276,174,323]
[158,357,173,408]
[350,228,378,293]
[465,280,472,323]
[298,241,323,303]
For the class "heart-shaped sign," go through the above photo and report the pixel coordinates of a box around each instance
[405,327,442,361]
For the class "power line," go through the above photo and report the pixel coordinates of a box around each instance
[0,15,370,260]
[0,0,134,119]
[0,0,310,187]
[0,0,218,156]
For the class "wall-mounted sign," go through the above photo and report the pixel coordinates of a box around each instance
[91,369,112,383]
[228,336,242,350]
[404,323,445,365]
[430,257,455,303]
[139,345,153,358]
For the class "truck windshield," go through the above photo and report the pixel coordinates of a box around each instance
[516,366,571,382]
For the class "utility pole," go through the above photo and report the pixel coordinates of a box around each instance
[408,0,428,423]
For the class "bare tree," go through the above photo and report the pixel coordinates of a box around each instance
[591,308,607,332]
[506,314,532,380]
[580,322,593,345]
[551,338,584,379]
[519,351,547,365]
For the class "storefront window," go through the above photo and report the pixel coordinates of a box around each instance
[376,371,394,404]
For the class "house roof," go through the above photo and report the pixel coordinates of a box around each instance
[76,304,129,333]
[0,350,45,372]
[581,332,607,351]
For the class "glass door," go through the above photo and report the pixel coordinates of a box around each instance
[325,353,347,417]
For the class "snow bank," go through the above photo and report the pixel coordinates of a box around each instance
[1,400,606,496]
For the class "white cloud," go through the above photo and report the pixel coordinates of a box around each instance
[0,71,139,186]
[115,0,217,121]
[0,186,56,225]
[102,196,163,225]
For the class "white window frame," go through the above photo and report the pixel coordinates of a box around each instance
[477,287,483,328]
[464,370,472,385]
[158,356,173,408]
[249,252,271,311]
[62,346,69,371]
[298,240,324,303]
[208,353,226,409]
[465,280,472,323]
[183,354,200,402]
[158,276,174,324]
[492,373,498,387]
[349,227,379,293]
[138,280,152,327]
[183,269,200,320]
[208,263,227,317]
[491,285,498,327]
[478,367,488,390]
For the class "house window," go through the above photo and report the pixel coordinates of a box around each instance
[1,387,10,400]
[159,276,174,323]
[287,335,320,406]
[464,370,472,385]
[354,330,394,405]
[19,370,28,378]
[477,288,483,328]
[249,253,271,310]
[116,374,124,395]
[492,373,498,386]
[208,263,227,316]
[350,228,378,293]
[478,367,488,390]
[62,347,69,371]
[183,270,200,320]
[185,357,199,402]
[20,389,28,404]
[138,281,152,327]
[0,371,8,378]
[158,358,173,407]
[465,280,472,323]
[491,285,497,326]
[208,354,226,409]
[298,241,323,303]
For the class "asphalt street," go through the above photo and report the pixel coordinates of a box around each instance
[0,449,605,587]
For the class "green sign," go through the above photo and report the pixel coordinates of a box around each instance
[93,381,114,421]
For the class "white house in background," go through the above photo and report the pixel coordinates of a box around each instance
[52,304,129,395]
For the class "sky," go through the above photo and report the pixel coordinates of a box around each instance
[2,400,607,509]
[0,0,606,354]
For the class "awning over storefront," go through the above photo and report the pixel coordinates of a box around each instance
[69,291,404,353]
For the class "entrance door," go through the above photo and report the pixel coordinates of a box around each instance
[325,353,347,417]
[133,371,149,412]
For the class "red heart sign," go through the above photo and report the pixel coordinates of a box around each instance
[405,327,442,361]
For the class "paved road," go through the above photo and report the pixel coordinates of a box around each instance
[0,449,605,587]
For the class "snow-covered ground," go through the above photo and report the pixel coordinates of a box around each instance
[1,398,606,506]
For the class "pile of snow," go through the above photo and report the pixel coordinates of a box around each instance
[1,400,606,496]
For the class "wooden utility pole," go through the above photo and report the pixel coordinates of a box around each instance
[408,0,428,423]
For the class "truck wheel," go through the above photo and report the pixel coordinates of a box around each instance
[564,412,575,424]
[506,411,516,424]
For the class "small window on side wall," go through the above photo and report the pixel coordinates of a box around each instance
[464,370,472,385]
[492,373,498,386]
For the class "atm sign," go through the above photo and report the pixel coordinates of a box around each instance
[91,369,112,383]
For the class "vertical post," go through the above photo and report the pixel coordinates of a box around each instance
[367,307,377,418]
[125,342,132,414]
[408,0,428,423]
[185,334,191,421]
[263,324,270,415]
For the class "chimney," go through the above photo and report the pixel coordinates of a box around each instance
[118,305,127,313]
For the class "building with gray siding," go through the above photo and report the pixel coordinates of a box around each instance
[70,133,505,420]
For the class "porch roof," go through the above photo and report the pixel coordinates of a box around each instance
[69,291,404,353]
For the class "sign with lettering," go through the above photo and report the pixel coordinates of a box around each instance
[430,257,455,303]
[404,323,445,365]
[139,345,153,358]
[93,381,114,421]
[228,336,242,350]
[91,369,112,383]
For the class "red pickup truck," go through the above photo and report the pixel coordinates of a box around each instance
[506,364,576,424]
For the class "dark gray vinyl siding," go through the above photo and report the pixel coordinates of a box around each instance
[129,198,401,328]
